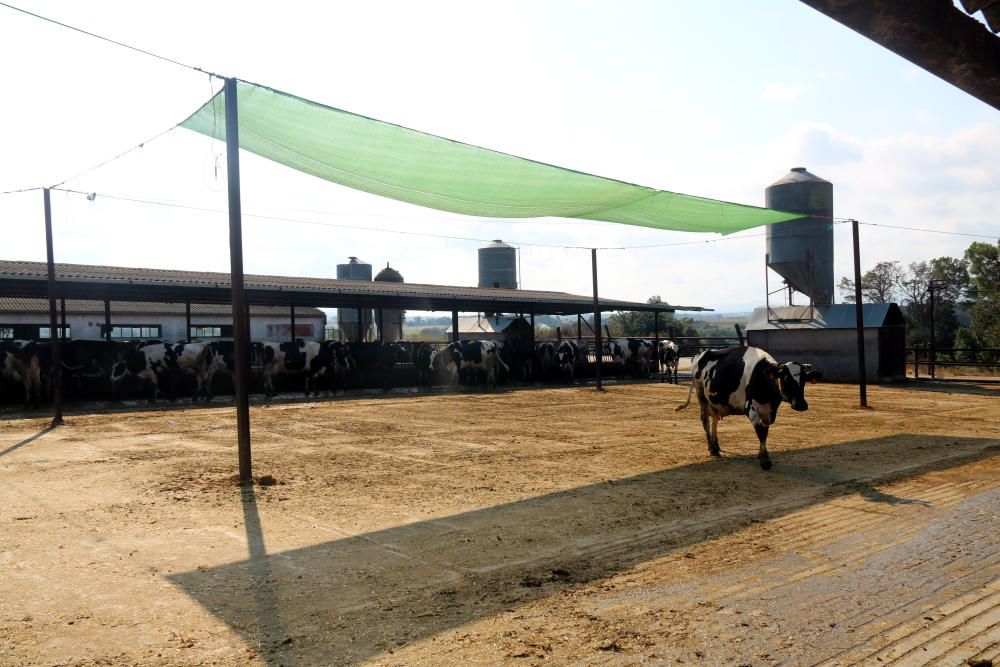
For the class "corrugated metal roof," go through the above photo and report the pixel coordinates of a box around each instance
[746,304,905,331]
[0,260,706,314]
[0,297,325,318]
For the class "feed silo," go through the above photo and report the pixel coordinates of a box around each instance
[337,256,372,342]
[478,240,517,289]
[765,167,834,306]
[374,263,405,342]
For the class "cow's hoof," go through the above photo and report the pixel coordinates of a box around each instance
[709,448,721,458]
[759,458,772,470]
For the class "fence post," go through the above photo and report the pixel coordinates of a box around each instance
[591,248,602,391]
[851,219,869,407]
[43,188,63,426]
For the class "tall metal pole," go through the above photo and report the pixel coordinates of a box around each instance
[851,220,868,407]
[452,309,460,343]
[185,300,192,340]
[290,304,296,343]
[224,77,252,484]
[592,248,603,390]
[43,188,63,426]
[60,298,67,340]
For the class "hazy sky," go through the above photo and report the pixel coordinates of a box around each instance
[1,1,996,313]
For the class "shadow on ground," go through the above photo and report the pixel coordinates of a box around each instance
[168,434,998,665]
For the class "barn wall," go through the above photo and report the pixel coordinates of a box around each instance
[747,328,903,383]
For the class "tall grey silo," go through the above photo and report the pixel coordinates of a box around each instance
[336,256,373,341]
[765,167,835,305]
[374,263,405,342]
[478,240,517,289]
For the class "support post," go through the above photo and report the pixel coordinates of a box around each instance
[377,305,384,344]
[356,306,364,342]
[43,188,62,426]
[734,323,745,346]
[104,300,111,342]
[452,309,460,343]
[929,283,937,381]
[224,77,252,485]
[529,312,535,347]
[290,304,296,343]
[654,311,660,377]
[592,248,602,390]
[851,219,868,407]
[577,313,583,339]
[185,300,192,340]
[60,298,67,340]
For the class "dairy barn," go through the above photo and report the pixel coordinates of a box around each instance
[1,2,998,666]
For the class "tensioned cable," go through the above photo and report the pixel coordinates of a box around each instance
[0,186,42,196]
[857,221,997,240]
[47,125,181,189]
[0,1,221,78]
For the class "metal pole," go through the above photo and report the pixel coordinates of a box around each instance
[654,311,660,378]
[377,305,384,344]
[185,300,192,340]
[929,283,936,381]
[60,298,67,340]
[529,312,535,346]
[290,304,296,343]
[43,188,63,426]
[592,248,602,390]
[851,220,868,407]
[224,77,252,485]
[577,313,583,339]
[104,300,111,341]
[734,323,745,346]
[452,309,460,343]
[356,306,364,342]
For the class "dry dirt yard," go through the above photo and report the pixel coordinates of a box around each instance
[0,381,997,667]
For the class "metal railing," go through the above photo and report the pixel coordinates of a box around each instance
[907,346,1000,381]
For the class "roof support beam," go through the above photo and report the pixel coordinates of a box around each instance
[799,0,1000,109]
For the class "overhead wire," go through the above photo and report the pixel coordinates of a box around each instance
[0,1,221,78]
[857,221,997,240]
[47,125,181,189]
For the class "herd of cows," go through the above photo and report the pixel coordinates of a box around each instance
[2,335,822,469]
[0,336,683,406]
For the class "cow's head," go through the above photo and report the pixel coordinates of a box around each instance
[773,362,822,412]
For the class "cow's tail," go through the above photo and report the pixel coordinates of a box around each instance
[675,379,695,412]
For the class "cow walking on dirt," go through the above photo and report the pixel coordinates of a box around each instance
[676,346,820,470]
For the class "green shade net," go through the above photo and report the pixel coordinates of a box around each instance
[181,80,803,233]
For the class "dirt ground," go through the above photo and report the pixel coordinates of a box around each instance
[1,380,997,666]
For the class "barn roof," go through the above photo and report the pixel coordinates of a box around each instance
[746,304,905,331]
[0,297,324,318]
[0,260,707,316]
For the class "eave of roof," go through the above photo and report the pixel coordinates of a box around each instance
[0,260,709,315]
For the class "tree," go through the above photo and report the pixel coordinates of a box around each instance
[964,241,1000,353]
[608,296,698,337]
[837,261,905,304]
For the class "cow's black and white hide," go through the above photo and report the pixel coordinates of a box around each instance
[59,340,132,395]
[110,342,214,402]
[676,346,821,470]
[556,340,584,382]
[658,339,680,384]
[378,342,412,391]
[258,340,342,397]
[442,340,510,390]
[501,339,535,382]
[608,338,653,378]
[535,341,557,380]
[0,341,43,408]
[413,342,438,389]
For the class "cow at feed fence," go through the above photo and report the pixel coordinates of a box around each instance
[442,340,510,390]
[609,338,653,378]
[413,342,438,389]
[535,341,557,381]
[675,346,821,470]
[109,341,216,402]
[257,340,346,398]
[658,339,680,384]
[0,341,44,408]
[556,339,584,383]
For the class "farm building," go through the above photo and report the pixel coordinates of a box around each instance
[0,297,326,342]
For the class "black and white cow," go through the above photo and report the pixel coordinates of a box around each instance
[608,338,653,378]
[414,342,438,389]
[676,346,821,470]
[442,340,510,390]
[0,341,43,408]
[59,340,133,394]
[501,339,535,382]
[378,342,412,391]
[556,340,584,382]
[535,341,557,380]
[110,342,215,401]
[658,339,680,384]
[258,340,342,397]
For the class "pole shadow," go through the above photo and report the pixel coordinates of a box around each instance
[0,425,55,458]
[168,434,998,666]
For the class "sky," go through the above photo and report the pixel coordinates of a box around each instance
[0,1,996,314]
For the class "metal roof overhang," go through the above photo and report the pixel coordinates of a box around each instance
[0,261,708,316]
